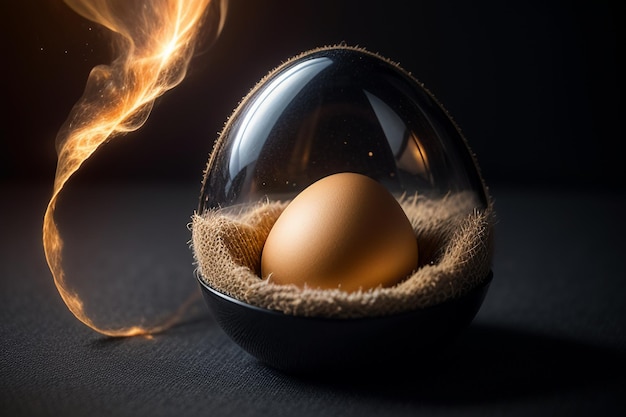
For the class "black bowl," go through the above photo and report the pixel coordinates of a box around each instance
[198,272,492,375]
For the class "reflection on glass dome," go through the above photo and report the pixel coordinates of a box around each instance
[199,45,488,212]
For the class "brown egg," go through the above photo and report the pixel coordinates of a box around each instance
[261,172,418,292]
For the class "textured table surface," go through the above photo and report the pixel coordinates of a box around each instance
[1,182,625,417]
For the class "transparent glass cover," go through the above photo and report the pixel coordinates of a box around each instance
[199,46,488,213]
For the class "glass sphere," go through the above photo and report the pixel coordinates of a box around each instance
[193,46,494,373]
[199,45,488,216]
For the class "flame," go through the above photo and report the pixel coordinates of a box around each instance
[43,0,227,337]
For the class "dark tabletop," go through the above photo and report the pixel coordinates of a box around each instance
[1,182,624,417]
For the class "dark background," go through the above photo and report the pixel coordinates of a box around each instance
[2,1,626,416]
[4,0,624,189]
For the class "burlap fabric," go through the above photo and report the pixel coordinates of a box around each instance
[190,190,494,319]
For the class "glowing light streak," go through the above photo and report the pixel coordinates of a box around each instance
[42,0,227,337]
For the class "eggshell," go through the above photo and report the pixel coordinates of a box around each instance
[261,172,418,292]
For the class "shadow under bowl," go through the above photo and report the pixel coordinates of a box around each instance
[198,272,492,375]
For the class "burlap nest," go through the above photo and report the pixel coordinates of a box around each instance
[191,191,494,318]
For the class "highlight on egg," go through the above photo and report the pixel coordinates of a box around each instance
[260,172,419,292]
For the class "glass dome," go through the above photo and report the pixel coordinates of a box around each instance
[192,46,495,373]
[199,45,488,213]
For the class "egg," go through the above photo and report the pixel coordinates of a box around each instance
[260,172,418,292]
